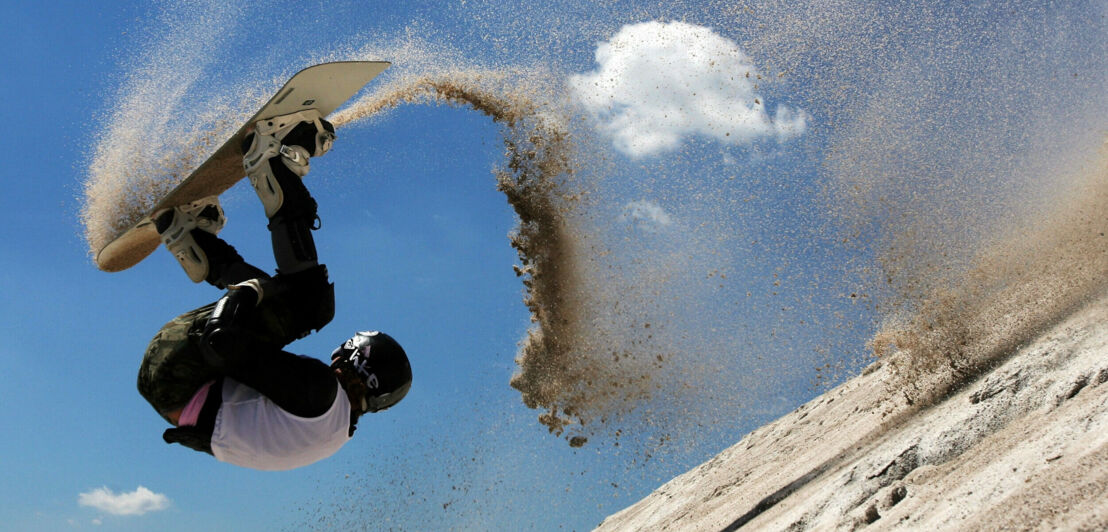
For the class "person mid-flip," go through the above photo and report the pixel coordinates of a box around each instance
[139,111,411,471]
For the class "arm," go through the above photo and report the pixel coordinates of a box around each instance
[229,349,338,418]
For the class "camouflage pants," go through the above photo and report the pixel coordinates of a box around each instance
[137,303,221,424]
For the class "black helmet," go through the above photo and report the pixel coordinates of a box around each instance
[330,331,412,413]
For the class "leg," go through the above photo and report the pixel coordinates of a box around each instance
[242,110,335,275]
[239,111,337,337]
[193,231,270,288]
[266,178,320,276]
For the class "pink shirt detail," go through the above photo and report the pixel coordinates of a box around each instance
[178,380,215,427]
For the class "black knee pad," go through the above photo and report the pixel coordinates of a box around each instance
[279,265,336,332]
[256,265,335,341]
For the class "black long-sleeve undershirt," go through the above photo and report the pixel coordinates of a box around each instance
[218,343,338,418]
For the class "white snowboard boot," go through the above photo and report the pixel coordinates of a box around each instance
[242,110,335,219]
[154,196,226,283]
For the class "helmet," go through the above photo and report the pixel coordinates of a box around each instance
[330,331,412,413]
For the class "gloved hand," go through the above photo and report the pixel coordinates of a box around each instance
[200,280,264,371]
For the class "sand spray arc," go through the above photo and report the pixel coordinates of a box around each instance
[332,69,661,444]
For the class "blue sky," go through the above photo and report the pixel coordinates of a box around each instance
[2,1,1104,530]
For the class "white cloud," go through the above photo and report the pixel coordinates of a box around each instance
[619,200,674,232]
[78,486,170,516]
[570,21,808,157]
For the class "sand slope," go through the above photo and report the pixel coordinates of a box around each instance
[597,292,1108,531]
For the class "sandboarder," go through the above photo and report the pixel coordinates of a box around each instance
[138,112,412,471]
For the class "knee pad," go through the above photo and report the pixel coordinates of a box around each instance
[270,265,335,337]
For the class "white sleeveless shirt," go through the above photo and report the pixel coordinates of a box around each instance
[210,377,352,471]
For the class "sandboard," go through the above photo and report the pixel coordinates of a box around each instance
[95,61,389,272]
